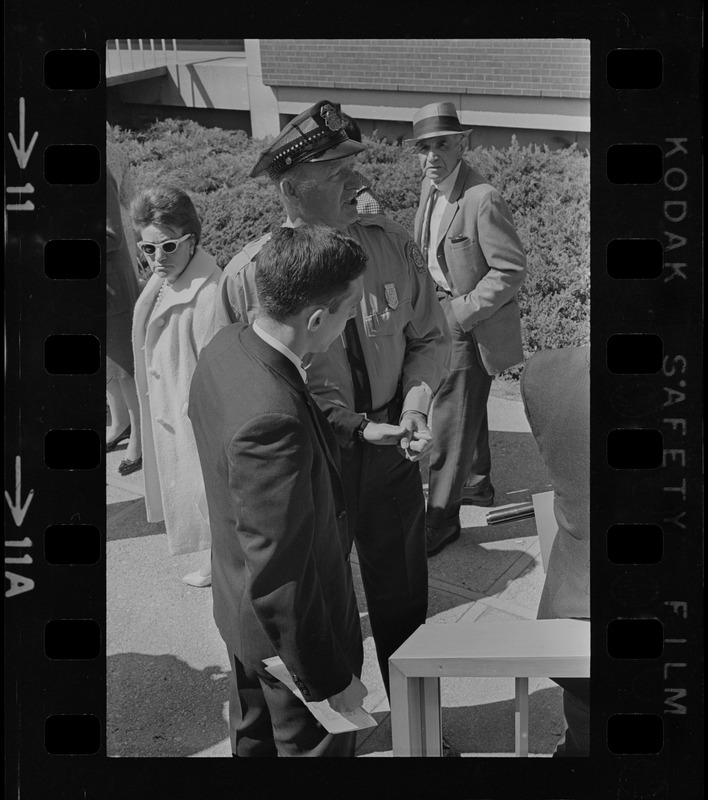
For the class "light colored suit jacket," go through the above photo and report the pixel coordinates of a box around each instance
[414,160,527,375]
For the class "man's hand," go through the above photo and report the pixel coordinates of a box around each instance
[399,411,433,461]
[362,421,407,446]
[326,675,368,715]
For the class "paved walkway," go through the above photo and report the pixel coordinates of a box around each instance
[107,384,564,757]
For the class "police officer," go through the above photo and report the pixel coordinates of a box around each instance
[210,100,451,698]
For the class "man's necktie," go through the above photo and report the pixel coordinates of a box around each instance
[343,317,373,413]
[421,185,439,261]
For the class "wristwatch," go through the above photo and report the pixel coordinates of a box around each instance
[356,416,371,442]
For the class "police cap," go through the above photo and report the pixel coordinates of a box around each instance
[250,100,366,179]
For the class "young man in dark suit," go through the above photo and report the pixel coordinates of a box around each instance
[410,101,528,556]
[188,226,368,757]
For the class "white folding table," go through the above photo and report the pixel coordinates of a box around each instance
[389,619,590,757]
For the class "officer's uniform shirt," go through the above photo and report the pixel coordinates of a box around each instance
[211,216,451,441]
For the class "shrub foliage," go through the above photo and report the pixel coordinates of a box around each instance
[109,119,589,374]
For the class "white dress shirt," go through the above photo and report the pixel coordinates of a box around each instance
[426,159,463,291]
[253,320,308,384]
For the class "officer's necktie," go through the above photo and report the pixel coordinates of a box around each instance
[421,185,439,261]
[343,317,373,413]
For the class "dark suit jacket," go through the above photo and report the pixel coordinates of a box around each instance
[414,160,527,374]
[521,346,590,621]
[188,324,363,702]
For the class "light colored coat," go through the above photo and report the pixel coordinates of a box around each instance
[413,160,527,375]
[132,246,221,555]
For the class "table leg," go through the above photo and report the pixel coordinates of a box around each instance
[390,663,442,756]
[419,676,442,756]
[515,676,529,757]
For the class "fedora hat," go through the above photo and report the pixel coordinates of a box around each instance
[250,100,366,179]
[406,102,473,144]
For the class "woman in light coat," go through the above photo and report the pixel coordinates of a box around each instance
[130,186,220,587]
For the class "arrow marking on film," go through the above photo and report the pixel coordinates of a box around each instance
[8,98,39,170]
[4,456,35,527]
[7,183,35,194]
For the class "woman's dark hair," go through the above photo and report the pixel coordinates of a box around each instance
[130,185,201,245]
[256,226,367,321]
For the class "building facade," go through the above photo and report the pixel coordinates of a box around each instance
[107,38,589,149]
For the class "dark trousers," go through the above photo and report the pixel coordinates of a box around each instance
[552,679,590,756]
[341,443,428,697]
[426,295,493,529]
[227,650,357,757]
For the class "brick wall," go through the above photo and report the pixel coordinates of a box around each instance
[259,39,589,98]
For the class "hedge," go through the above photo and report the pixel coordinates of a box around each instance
[109,119,589,376]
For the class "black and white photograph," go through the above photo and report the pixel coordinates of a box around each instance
[105,38,591,759]
[4,4,702,797]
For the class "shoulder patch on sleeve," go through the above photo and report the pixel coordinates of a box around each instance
[406,240,427,276]
[226,233,272,278]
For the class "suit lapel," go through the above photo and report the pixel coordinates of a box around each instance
[413,179,431,247]
[434,162,468,254]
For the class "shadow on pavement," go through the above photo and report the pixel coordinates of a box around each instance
[356,685,565,756]
[442,685,565,755]
[107,652,230,757]
[428,534,534,599]
[467,519,540,545]
[107,500,167,543]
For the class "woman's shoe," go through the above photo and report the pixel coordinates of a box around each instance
[117,456,142,476]
[106,425,131,452]
[182,571,212,588]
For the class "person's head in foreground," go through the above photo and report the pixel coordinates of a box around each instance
[255,225,367,353]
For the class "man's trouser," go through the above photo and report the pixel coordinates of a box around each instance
[553,678,590,757]
[426,293,493,530]
[341,440,428,697]
[227,650,358,757]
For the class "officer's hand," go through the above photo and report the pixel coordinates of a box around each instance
[362,421,407,446]
[326,675,368,715]
[399,411,434,462]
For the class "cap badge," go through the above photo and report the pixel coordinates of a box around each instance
[320,103,343,131]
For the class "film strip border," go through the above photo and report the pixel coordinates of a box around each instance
[591,26,702,795]
[4,34,107,774]
[3,11,702,800]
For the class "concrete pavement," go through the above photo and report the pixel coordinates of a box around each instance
[106,381,564,757]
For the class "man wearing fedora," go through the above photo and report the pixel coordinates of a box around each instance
[210,100,451,711]
[410,101,527,557]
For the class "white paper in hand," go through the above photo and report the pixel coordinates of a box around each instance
[263,656,377,734]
